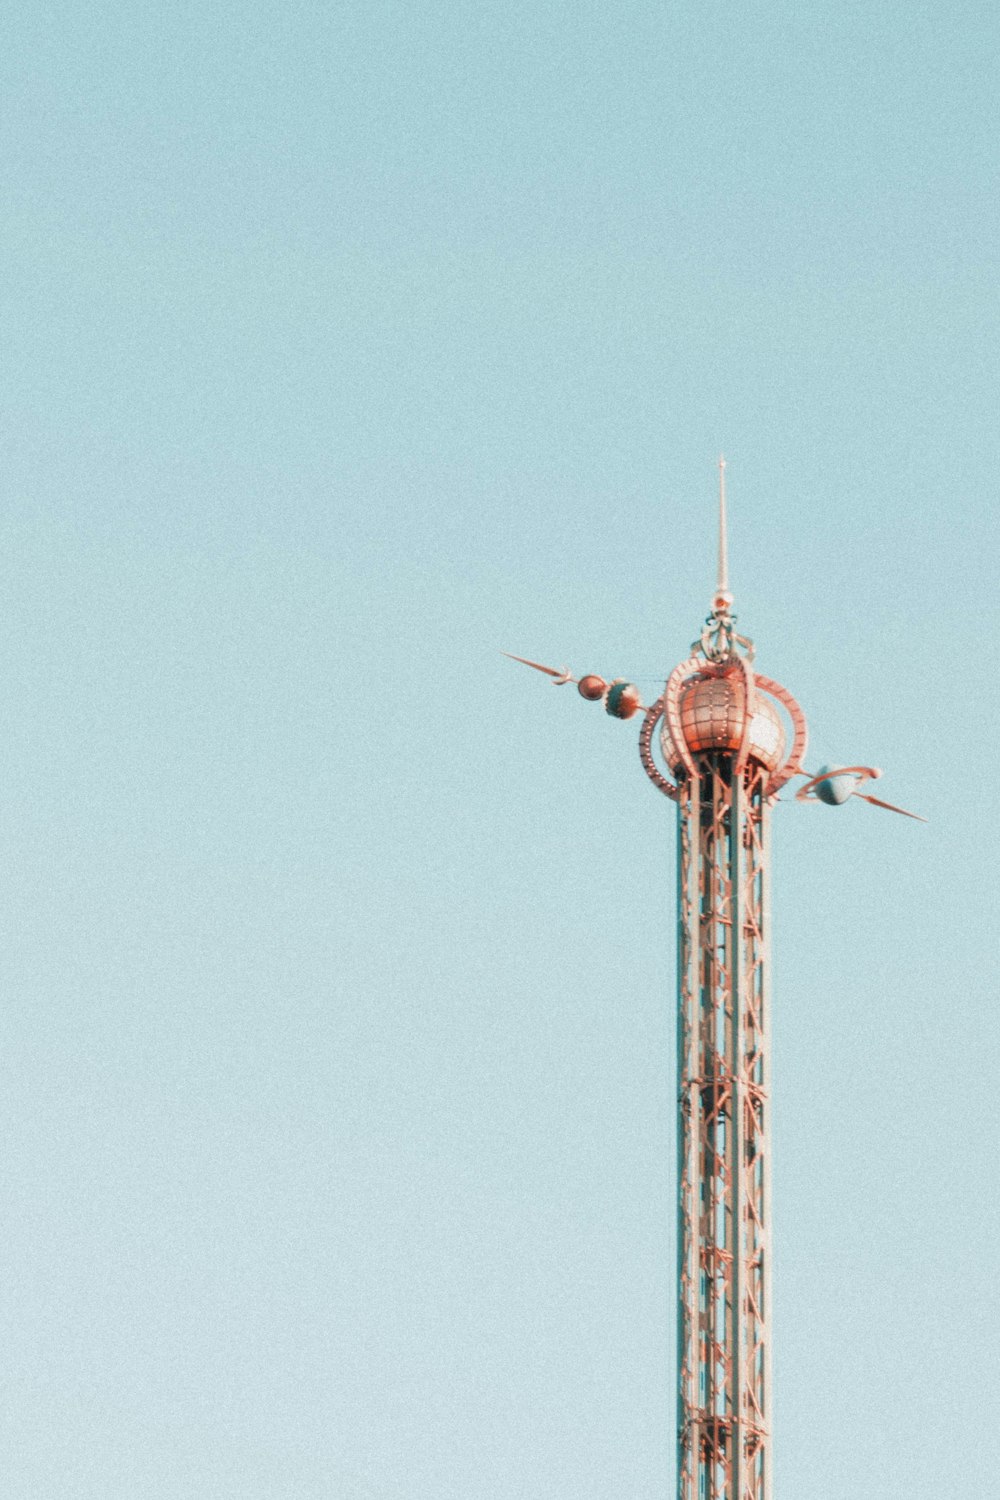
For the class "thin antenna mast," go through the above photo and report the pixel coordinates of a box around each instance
[717,454,729,601]
[702,455,742,659]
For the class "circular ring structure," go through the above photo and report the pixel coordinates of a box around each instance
[753,675,809,797]
[639,699,679,800]
[662,655,703,781]
[795,765,881,806]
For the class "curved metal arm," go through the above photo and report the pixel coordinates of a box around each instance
[753,674,809,797]
[639,699,679,800]
[732,656,757,775]
[662,656,703,781]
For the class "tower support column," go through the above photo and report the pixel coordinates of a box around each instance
[676,757,771,1500]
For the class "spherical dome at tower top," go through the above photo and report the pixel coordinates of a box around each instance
[633,462,809,802]
[662,666,787,774]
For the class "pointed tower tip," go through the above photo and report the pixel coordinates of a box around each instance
[714,455,733,612]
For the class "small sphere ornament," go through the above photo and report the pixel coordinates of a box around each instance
[605,682,643,720]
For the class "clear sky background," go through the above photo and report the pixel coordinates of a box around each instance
[0,3,997,1497]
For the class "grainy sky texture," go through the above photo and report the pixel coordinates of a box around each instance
[0,4,997,1497]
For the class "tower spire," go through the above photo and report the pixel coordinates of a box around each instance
[717,454,729,601]
[701,457,746,660]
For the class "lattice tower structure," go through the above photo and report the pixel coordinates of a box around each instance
[506,462,921,1494]
[640,599,807,1499]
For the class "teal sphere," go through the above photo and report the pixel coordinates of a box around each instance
[814,764,853,806]
[605,682,642,720]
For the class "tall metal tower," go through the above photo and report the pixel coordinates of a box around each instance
[504,461,921,1500]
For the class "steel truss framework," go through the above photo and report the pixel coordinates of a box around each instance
[503,464,920,1499]
[676,754,771,1500]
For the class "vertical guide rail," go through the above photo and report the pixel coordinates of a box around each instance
[676,773,700,1500]
[677,757,771,1500]
[739,765,770,1499]
[730,766,746,1500]
[757,785,773,1500]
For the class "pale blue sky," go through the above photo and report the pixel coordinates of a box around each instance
[0,3,996,1496]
